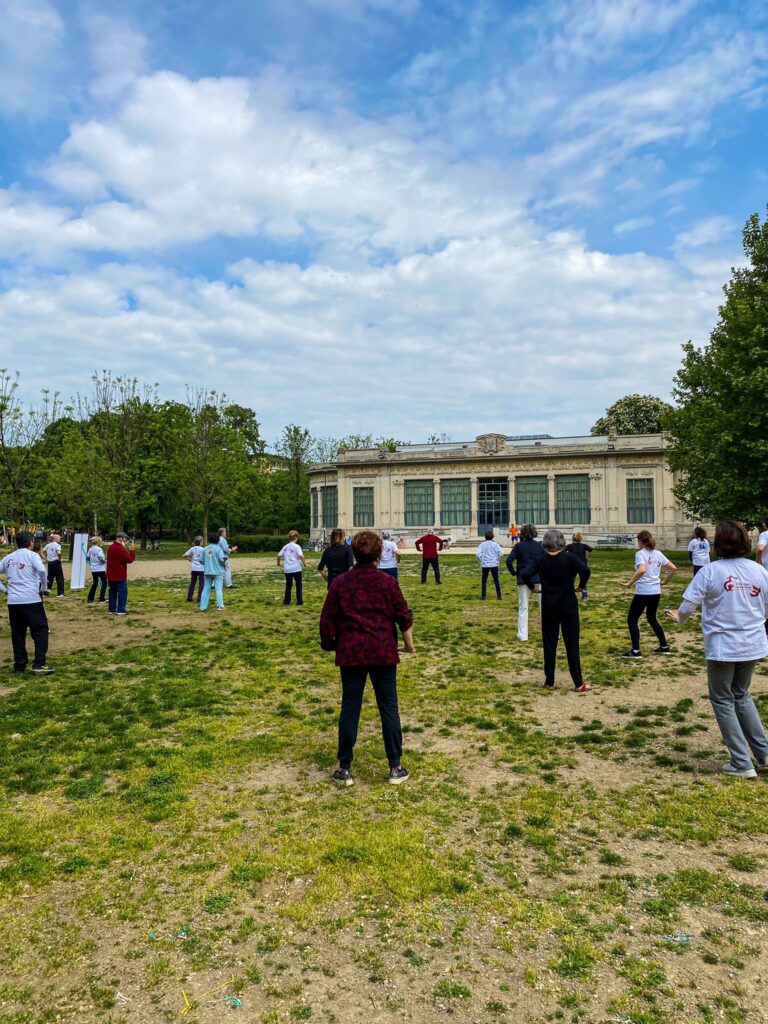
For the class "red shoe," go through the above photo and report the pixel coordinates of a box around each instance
[574,683,591,693]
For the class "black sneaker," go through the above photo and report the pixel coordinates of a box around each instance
[654,646,672,655]
[389,765,409,785]
[621,650,642,659]
[332,767,353,787]
[30,665,54,675]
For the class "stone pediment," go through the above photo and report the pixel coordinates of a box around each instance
[476,433,508,455]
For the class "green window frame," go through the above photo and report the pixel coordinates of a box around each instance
[311,489,319,529]
[353,487,374,528]
[321,485,338,528]
[515,476,548,525]
[440,478,471,526]
[404,480,435,527]
[555,475,591,525]
[627,478,654,524]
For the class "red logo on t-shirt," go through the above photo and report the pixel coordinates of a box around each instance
[724,575,761,597]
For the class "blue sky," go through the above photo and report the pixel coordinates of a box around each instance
[0,0,766,445]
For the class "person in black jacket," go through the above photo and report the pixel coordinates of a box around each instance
[507,524,543,641]
[317,529,354,587]
[521,528,591,692]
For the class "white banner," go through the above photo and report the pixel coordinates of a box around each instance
[70,533,89,590]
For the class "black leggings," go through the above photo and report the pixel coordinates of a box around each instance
[627,594,667,651]
[88,571,107,602]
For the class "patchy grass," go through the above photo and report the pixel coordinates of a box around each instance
[0,550,765,1023]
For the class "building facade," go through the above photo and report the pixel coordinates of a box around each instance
[307,432,699,547]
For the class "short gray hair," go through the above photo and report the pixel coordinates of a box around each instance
[381,530,391,540]
[542,529,566,551]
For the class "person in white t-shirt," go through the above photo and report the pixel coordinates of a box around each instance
[86,536,107,603]
[0,531,53,674]
[378,530,401,580]
[43,532,65,597]
[620,530,677,658]
[278,530,307,605]
[666,520,768,779]
[183,536,206,603]
[756,519,768,569]
[687,526,711,576]
[476,530,504,600]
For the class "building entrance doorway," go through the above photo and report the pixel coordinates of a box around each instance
[478,477,509,534]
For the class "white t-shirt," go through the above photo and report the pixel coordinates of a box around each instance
[88,546,106,571]
[634,548,670,595]
[379,540,399,569]
[43,541,61,563]
[476,540,504,567]
[687,538,711,567]
[0,550,47,604]
[279,542,304,573]
[184,546,205,572]
[680,558,768,661]
[757,530,768,568]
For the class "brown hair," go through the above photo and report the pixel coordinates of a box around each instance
[694,526,707,540]
[484,529,494,540]
[572,531,582,543]
[637,530,655,550]
[351,530,383,565]
[288,530,299,541]
[329,528,344,546]
[714,521,751,559]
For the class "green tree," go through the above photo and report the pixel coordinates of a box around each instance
[276,424,312,529]
[590,394,673,436]
[665,209,768,524]
[0,371,62,525]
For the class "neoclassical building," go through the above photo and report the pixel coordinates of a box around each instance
[307,432,699,547]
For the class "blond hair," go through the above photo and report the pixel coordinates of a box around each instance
[572,531,582,543]
[288,530,299,541]
[90,536,103,547]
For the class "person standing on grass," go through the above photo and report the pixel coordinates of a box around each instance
[507,524,543,640]
[278,530,306,605]
[106,532,136,616]
[320,530,414,787]
[621,530,676,658]
[522,529,591,692]
[317,528,353,588]
[43,532,65,598]
[0,531,53,675]
[665,521,768,779]
[86,536,107,604]
[183,535,205,603]
[218,528,238,589]
[415,528,443,584]
[200,533,226,611]
[378,530,401,580]
[755,518,768,568]
[477,529,504,600]
[565,532,593,602]
[508,522,519,546]
[688,526,711,576]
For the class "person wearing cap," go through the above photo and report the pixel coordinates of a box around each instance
[106,532,136,616]
[0,531,54,674]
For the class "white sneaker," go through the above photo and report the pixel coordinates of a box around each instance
[721,763,757,779]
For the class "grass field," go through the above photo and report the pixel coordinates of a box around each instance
[1,550,767,1024]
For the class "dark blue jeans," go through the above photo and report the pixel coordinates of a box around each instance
[481,566,501,598]
[337,665,403,769]
[108,579,128,613]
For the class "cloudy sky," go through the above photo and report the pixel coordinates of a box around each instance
[0,0,766,445]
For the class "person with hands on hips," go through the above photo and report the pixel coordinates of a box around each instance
[620,529,676,658]
[665,520,768,779]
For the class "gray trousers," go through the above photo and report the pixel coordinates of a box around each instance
[707,660,768,771]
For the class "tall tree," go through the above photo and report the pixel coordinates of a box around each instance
[276,424,313,529]
[0,371,62,525]
[590,394,673,436]
[666,209,768,524]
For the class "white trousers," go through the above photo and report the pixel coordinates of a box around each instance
[224,561,233,587]
[517,585,541,641]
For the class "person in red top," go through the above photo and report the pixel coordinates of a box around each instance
[106,532,136,615]
[415,529,444,584]
[320,530,415,787]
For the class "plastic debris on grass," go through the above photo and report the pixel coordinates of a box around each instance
[662,930,695,944]
[224,996,242,1008]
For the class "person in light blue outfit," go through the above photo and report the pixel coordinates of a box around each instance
[200,533,226,611]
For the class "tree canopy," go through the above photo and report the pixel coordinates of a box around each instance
[665,209,768,525]
[590,394,673,436]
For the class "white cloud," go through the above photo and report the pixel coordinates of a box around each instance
[674,215,736,250]
[614,216,655,235]
[84,10,148,99]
